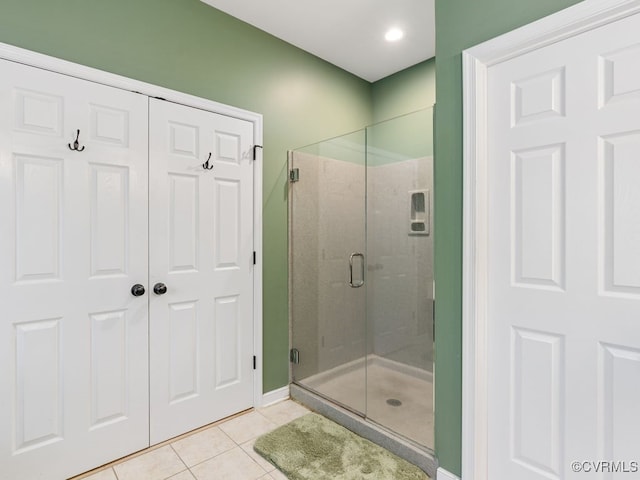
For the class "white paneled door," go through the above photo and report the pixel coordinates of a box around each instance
[148,99,255,444]
[0,60,257,479]
[487,11,640,480]
[0,61,149,479]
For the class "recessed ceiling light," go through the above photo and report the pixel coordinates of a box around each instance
[385,28,404,42]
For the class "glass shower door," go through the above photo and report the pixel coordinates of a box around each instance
[365,108,434,448]
[289,130,367,415]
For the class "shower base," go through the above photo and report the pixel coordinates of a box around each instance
[290,355,436,477]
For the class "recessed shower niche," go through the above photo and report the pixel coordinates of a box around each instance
[410,189,430,235]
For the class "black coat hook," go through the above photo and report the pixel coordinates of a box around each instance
[203,152,213,170]
[68,129,85,151]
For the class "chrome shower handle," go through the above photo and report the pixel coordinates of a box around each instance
[349,252,365,288]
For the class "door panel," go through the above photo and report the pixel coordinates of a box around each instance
[14,154,63,282]
[14,318,63,453]
[149,99,254,444]
[0,60,149,480]
[487,12,640,480]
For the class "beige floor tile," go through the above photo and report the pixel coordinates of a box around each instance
[239,438,275,472]
[257,400,310,427]
[190,447,266,480]
[171,426,236,467]
[80,468,118,480]
[218,411,276,444]
[113,445,186,480]
[267,468,288,480]
[168,470,196,480]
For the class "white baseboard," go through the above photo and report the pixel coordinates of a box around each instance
[437,467,460,480]
[260,385,290,407]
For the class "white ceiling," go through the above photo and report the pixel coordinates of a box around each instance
[199,0,435,83]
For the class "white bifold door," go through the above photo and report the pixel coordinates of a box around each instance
[487,11,640,480]
[0,59,255,480]
[148,99,255,444]
[0,60,150,480]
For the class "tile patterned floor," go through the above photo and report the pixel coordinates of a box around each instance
[72,400,311,480]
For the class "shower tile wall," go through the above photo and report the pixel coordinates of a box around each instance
[367,156,434,371]
[291,151,433,378]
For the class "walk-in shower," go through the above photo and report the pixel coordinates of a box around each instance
[288,108,434,472]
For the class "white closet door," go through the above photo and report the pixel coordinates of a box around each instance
[0,60,149,479]
[149,99,254,443]
[487,12,640,480]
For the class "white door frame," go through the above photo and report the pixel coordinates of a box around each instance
[462,1,640,479]
[0,41,264,410]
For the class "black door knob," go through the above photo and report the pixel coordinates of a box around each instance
[131,284,145,296]
[153,283,167,295]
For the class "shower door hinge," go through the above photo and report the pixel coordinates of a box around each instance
[290,348,300,364]
[253,355,257,370]
[252,145,263,161]
[289,168,300,183]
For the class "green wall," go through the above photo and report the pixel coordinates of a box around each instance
[0,0,373,393]
[369,59,436,163]
[372,58,435,123]
[434,0,583,475]
[2,0,441,465]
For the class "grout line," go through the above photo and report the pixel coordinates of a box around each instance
[245,451,270,478]
[179,443,238,470]
[162,467,191,480]
[168,444,189,471]
[216,424,237,447]
[186,445,270,479]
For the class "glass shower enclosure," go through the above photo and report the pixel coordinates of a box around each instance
[289,108,434,449]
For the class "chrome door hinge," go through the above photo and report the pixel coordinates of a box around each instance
[290,348,300,364]
[289,168,299,183]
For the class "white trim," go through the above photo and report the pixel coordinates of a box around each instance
[462,49,489,480]
[462,2,640,480]
[437,467,460,480]
[261,386,290,407]
[0,41,265,411]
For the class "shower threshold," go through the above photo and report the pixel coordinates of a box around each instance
[290,383,437,478]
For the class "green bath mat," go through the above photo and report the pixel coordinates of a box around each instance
[254,413,429,480]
